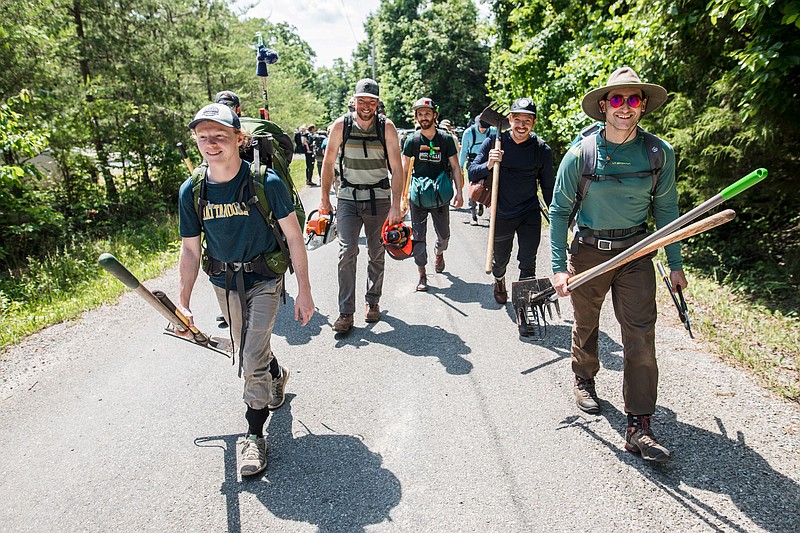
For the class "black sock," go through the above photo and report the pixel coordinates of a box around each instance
[269,358,281,379]
[245,406,269,437]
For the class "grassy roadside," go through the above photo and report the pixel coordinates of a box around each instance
[0,215,181,350]
[0,158,310,354]
[655,253,800,403]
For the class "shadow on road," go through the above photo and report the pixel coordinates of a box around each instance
[333,313,473,375]
[272,291,331,346]
[433,272,505,310]
[194,395,401,533]
[557,403,800,532]
[517,318,624,375]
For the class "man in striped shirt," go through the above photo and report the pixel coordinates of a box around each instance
[318,79,405,334]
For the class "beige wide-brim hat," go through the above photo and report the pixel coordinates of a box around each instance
[581,67,668,122]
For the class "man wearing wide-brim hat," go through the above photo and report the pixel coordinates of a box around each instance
[549,67,687,463]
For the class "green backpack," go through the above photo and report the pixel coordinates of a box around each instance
[190,132,305,276]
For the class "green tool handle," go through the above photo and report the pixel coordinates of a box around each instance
[721,168,767,200]
[568,169,767,292]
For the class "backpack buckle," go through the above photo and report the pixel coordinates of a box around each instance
[597,239,613,251]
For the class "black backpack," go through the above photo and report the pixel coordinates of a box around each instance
[411,128,451,175]
[569,124,664,228]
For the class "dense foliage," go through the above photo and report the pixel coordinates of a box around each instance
[486,0,800,310]
[0,0,326,274]
[2,0,797,317]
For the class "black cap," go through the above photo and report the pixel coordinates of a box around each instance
[509,97,537,117]
[354,78,380,98]
[215,90,240,108]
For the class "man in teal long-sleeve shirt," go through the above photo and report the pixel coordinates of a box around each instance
[550,67,687,463]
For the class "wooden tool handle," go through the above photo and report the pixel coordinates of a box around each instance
[484,137,502,274]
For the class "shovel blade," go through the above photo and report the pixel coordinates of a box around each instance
[479,102,511,131]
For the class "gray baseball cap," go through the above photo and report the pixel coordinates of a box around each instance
[353,78,380,98]
[188,103,241,130]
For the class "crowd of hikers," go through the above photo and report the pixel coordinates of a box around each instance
[176,67,685,476]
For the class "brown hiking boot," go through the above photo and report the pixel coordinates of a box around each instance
[573,375,600,414]
[626,415,671,462]
[416,266,428,292]
[434,253,445,273]
[333,313,354,333]
[365,303,381,323]
[493,277,507,304]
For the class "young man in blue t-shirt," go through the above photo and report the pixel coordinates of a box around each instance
[177,103,314,477]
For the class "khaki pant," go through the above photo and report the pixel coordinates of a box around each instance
[569,242,658,415]
[214,277,281,411]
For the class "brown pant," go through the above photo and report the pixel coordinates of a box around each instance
[569,242,658,415]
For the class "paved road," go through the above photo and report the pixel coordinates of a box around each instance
[1,185,798,532]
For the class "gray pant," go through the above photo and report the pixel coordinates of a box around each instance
[336,198,390,314]
[410,203,450,267]
[214,277,281,411]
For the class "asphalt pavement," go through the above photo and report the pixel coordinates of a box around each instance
[1,183,798,532]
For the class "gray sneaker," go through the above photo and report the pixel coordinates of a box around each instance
[268,366,289,410]
[240,434,267,476]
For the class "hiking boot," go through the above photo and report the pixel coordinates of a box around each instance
[333,313,354,333]
[493,277,507,304]
[416,266,428,292]
[626,415,671,462]
[573,375,600,414]
[239,434,267,476]
[268,366,289,410]
[434,254,445,273]
[365,303,381,323]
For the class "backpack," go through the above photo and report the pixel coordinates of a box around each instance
[465,125,495,164]
[409,129,454,209]
[239,117,294,166]
[569,124,664,228]
[191,136,305,277]
[312,134,326,159]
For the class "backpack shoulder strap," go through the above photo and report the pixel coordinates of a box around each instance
[376,114,390,172]
[191,163,209,230]
[248,162,293,272]
[339,113,353,178]
[435,128,451,173]
[569,129,599,228]
[641,130,664,195]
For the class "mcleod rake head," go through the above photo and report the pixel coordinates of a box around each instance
[512,278,561,340]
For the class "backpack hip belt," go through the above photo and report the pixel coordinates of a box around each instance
[203,254,276,278]
[340,176,391,215]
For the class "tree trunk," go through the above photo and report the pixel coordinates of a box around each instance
[72,0,119,203]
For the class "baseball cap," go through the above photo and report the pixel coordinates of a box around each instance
[188,103,241,130]
[214,90,240,108]
[412,97,436,112]
[509,98,537,116]
[354,78,380,98]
